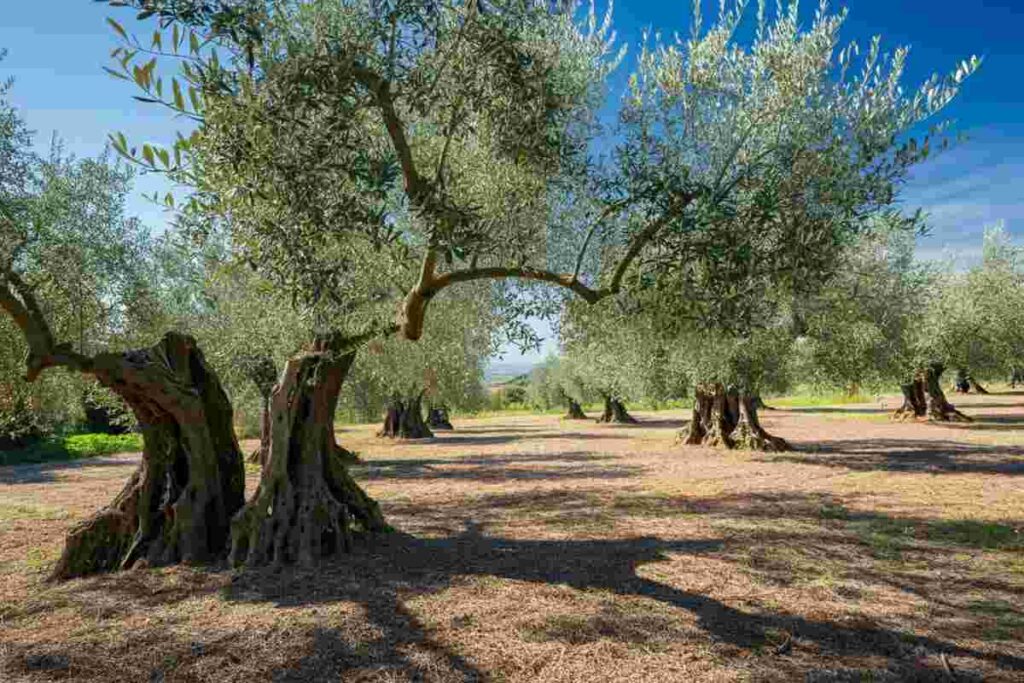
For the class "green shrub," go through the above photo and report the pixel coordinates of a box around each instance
[0,432,143,466]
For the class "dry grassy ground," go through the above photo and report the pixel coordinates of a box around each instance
[2,392,1023,682]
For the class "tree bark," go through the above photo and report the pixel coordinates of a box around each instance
[891,380,927,420]
[426,405,454,430]
[51,333,245,580]
[596,396,637,424]
[892,365,971,422]
[681,385,713,445]
[229,344,386,568]
[680,383,788,451]
[732,394,789,451]
[923,364,971,422]
[564,398,588,420]
[378,391,434,439]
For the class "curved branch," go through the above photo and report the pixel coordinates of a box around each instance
[0,267,92,379]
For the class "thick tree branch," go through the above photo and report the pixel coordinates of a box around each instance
[352,66,426,203]
[398,197,691,340]
[0,267,92,380]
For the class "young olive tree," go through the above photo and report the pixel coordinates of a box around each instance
[86,0,977,567]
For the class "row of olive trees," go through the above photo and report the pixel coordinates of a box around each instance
[535,222,1024,443]
[2,0,976,577]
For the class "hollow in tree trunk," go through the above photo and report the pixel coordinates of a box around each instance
[426,405,454,430]
[680,383,788,451]
[230,343,386,568]
[596,395,638,424]
[51,333,245,580]
[564,398,588,420]
[378,391,434,439]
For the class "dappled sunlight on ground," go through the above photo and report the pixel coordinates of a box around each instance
[1,392,1022,681]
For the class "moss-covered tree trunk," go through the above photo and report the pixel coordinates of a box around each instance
[426,405,454,430]
[378,391,434,439]
[680,383,787,451]
[230,343,385,568]
[51,333,245,580]
[564,398,588,420]
[596,395,637,424]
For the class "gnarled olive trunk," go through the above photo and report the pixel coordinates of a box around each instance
[891,364,971,422]
[230,345,385,568]
[378,391,434,439]
[52,333,245,580]
[426,405,454,430]
[680,383,788,452]
[596,395,637,424]
[564,398,588,420]
[892,380,927,420]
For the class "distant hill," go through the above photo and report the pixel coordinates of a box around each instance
[483,360,537,382]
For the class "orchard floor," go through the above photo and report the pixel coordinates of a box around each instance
[2,393,1024,682]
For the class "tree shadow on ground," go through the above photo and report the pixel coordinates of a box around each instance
[220,519,1022,679]
[0,454,137,485]
[29,488,1022,681]
[424,432,633,447]
[772,439,1024,475]
[594,418,685,429]
[352,451,643,482]
[939,413,1024,432]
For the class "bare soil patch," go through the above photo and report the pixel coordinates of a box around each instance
[2,393,1022,681]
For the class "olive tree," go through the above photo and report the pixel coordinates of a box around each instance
[67,0,977,571]
[0,81,245,579]
[893,225,1024,420]
[355,288,497,438]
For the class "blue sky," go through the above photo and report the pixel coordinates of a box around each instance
[2,1,1021,367]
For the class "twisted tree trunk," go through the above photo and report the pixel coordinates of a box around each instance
[891,364,970,422]
[596,395,637,424]
[680,383,788,451]
[426,405,454,430]
[230,343,386,568]
[378,391,434,439]
[564,398,588,420]
[892,380,927,420]
[51,333,245,580]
